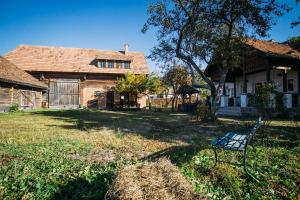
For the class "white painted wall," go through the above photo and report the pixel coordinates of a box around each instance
[235,70,299,97]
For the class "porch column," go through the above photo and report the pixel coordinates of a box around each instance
[298,70,300,107]
[266,65,271,83]
[241,63,248,107]
[240,94,248,108]
[283,70,287,93]
[220,82,229,107]
[283,93,292,109]
[220,95,229,107]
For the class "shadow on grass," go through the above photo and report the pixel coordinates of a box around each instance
[31,109,200,144]
[50,171,114,200]
[140,144,206,165]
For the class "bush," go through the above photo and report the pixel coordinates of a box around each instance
[9,104,19,112]
[249,83,286,120]
[196,104,210,122]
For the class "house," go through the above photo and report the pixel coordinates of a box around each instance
[4,44,148,109]
[205,39,300,116]
[0,56,47,112]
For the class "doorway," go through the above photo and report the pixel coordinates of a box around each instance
[106,91,114,109]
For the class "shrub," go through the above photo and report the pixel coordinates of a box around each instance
[249,83,287,121]
[8,104,19,112]
[196,104,210,122]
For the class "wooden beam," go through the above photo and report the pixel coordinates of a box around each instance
[10,86,14,104]
[243,64,247,93]
[234,77,236,97]
[298,70,300,94]
[266,64,271,83]
[283,70,287,93]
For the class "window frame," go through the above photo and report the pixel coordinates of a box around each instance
[99,61,106,68]
[117,62,123,69]
[107,61,114,68]
[124,62,130,69]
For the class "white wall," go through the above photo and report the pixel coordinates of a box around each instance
[235,70,299,97]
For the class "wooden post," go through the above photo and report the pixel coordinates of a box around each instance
[233,77,236,98]
[266,65,271,83]
[242,70,247,93]
[298,70,300,94]
[48,79,50,108]
[10,86,14,104]
[283,70,287,92]
[242,53,247,94]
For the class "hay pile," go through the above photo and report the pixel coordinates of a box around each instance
[106,158,196,200]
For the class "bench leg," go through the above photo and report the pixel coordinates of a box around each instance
[243,149,250,176]
[213,147,218,167]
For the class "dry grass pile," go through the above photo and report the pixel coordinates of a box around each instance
[106,158,197,200]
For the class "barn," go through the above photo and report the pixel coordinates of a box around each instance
[0,56,47,112]
[4,44,148,109]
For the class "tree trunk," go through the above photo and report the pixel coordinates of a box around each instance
[164,90,169,108]
[147,95,152,110]
[210,89,218,122]
[171,95,176,112]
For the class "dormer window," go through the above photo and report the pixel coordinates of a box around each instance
[99,61,106,68]
[124,62,130,69]
[108,61,114,68]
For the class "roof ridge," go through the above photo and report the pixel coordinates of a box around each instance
[13,44,145,54]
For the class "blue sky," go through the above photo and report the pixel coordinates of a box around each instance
[0,0,299,72]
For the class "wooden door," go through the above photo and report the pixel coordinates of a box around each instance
[49,79,79,107]
[106,91,114,108]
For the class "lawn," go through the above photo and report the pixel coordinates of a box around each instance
[0,109,299,199]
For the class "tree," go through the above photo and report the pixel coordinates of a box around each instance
[162,65,190,112]
[291,0,300,28]
[143,0,287,121]
[116,73,163,109]
[139,73,164,110]
[116,73,143,107]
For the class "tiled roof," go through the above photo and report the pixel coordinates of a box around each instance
[5,45,148,74]
[0,56,47,89]
[246,39,300,60]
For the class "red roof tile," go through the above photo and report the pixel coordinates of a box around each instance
[5,45,149,74]
[0,56,47,89]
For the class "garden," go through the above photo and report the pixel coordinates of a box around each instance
[0,109,299,199]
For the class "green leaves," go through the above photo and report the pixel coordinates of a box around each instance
[116,72,164,96]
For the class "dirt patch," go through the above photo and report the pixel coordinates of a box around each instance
[106,158,203,200]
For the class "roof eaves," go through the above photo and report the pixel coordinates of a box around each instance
[0,78,47,89]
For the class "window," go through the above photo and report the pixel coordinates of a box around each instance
[117,62,123,68]
[108,61,114,68]
[124,62,130,69]
[99,61,106,68]
[288,79,294,91]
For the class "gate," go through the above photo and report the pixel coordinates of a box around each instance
[49,79,79,108]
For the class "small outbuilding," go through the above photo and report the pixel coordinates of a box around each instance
[0,56,47,112]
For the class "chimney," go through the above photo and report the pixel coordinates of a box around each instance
[124,44,129,55]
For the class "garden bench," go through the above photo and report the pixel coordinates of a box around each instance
[211,117,263,176]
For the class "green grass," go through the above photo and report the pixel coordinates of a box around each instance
[0,109,299,199]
